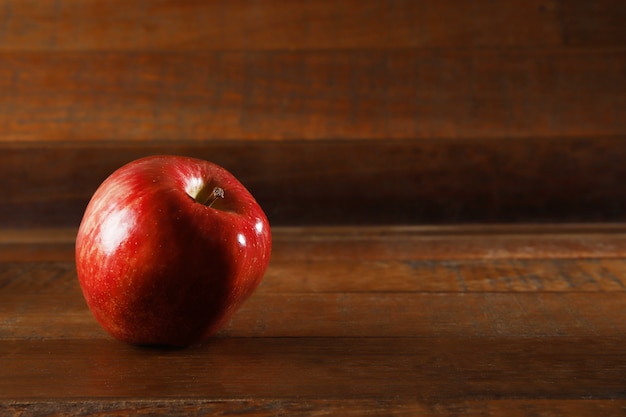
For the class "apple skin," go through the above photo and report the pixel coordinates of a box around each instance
[75,155,271,347]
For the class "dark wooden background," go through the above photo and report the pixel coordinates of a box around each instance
[2,1,626,416]
[1,0,625,227]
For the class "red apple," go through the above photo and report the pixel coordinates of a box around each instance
[75,155,271,346]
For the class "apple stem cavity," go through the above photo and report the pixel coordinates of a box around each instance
[202,187,225,207]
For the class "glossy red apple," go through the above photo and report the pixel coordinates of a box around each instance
[75,155,271,346]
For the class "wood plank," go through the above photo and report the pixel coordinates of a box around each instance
[0,229,77,262]
[0,337,624,400]
[2,138,626,228]
[2,226,626,339]
[1,227,625,413]
[0,0,568,50]
[0,49,623,142]
[264,258,626,293]
[271,225,626,261]
[0,272,626,340]
[4,257,626,295]
[560,0,626,47]
[3,289,626,339]
[4,224,626,262]
[3,399,626,417]
[1,0,623,50]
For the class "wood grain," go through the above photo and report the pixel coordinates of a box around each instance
[559,0,626,47]
[0,0,584,50]
[3,226,626,340]
[3,399,626,417]
[2,0,626,414]
[5,223,626,262]
[1,337,625,401]
[0,0,623,50]
[1,2,623,229]
[2,225,626,414]
[0,48,623,142]
[3,290,626,339]
[2,138,626,228]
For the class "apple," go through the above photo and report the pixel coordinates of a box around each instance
[75,155,271,346]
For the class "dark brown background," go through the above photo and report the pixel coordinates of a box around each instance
[2,0,625,227]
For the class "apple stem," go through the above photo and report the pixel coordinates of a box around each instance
[202,187,225,207]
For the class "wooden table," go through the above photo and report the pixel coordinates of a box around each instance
[2,224,626,415]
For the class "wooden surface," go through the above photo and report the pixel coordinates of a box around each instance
[2,48,624,142]
[2,225,626,416]
[3,138,626,227]
[1,0,623,144]
[1,0,625,228]
[2,0,626,415]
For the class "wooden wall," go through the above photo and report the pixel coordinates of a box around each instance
[1,0,625,227]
